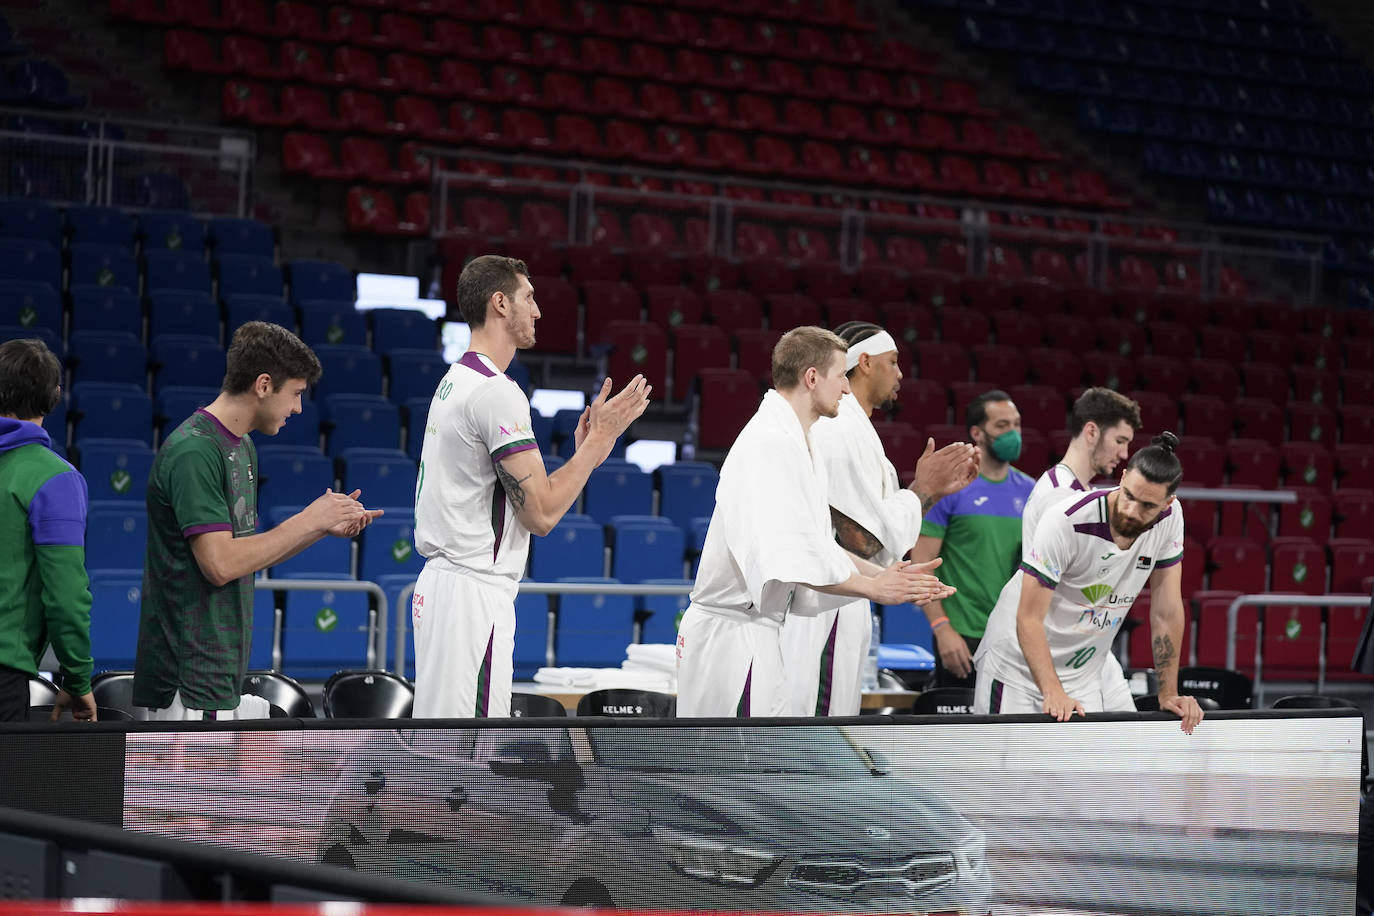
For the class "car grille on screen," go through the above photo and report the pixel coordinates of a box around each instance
[787,853,958,895]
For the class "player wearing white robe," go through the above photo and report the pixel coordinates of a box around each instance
[677,329,953,718]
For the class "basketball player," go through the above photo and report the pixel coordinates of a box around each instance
[975,433,1204,733]
[677,326,955,718]
[781,322,977,715]
[412,255,650,719]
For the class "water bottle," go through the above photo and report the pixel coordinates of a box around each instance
[862,610,881,691]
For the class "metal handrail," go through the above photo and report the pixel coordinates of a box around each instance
[1176,488,1296,503]
[253,577,388,672]
[1224,594,1372,696]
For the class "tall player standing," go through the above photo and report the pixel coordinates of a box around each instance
[411,256,650,718]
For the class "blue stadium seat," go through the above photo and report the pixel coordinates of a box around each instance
[338,446,415,508]
[208,216,275,259]
[250,588,277,671]
[372,308,437,353]
[217,254,284,303]
[376,572,419,679]
[608,515,686,582]
[0,239,60,287]
[138,211,205,253]
[287,259,353,306]
[688,516,710,576]
[65,204,135,248]
[69,331,147,388]
[149,334,225,391]
[147,289,218,340]
[155,385,219,435]
[299,300,366,347]
[254,399,319,449]
[225,294,294,335]
[85,500,148,570]
[357,510,422,582]
[268,506,353,578]
[69,286,141,338]
[0,279,61,335]
[69,243,138,294]
[877,602,933,653]
[637,577,691,645]
[402,396,429,460]
[325,394,401,455]
[515,591,551,679]
[551,408,583,456]
[257,447,334,520]
[582,459,652,524]
[144,249,211,296]
[88,570,144,670]
[531,412,553,453]
[544,453,565,474]
[279,582,373,679]
[0,197,61,245]
[42,394,66,450]
[656,461,719,531]
[78,439,154,503]
[313,344,382,400]
[385,347,447,404]
[123,172,190,211]
[530,513,604,581]
[555,576,634,668]
[70,382,152,445]
[507,357,531,394]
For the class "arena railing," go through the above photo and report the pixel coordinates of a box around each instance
[0,106,254,217]
[430,148,1328,302]
[1225,594,1373,704]
[253,577,389,674]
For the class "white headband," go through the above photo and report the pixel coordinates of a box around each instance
[845,331,897,372]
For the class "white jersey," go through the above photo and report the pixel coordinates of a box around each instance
[413,351,539,599]
[977,488,1184,696]
[1021,463,1087,553]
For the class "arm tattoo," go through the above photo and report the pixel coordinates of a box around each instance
[495,462,532,510]
[915,491,937,514]
[1152,633,1177,673]
[831,507,883,560]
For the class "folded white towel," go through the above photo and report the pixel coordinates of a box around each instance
[533,667,601,687]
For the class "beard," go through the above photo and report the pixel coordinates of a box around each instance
[1110,503,1149,540]
[879,393,898,412]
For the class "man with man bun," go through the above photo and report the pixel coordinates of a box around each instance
[974,432,1204,734]
[677,326,955,718]
[781,321,977,716]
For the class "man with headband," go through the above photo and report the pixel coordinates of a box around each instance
[912,389,1035,689]
[780,322,977,715]
[676,327,955,718]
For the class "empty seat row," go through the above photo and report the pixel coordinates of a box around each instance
[0,198,271,254]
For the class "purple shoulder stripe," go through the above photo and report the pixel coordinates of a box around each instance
[1064,489,1108,516]
[1073,522,1114,542]
[458,351,496,377]
[183,522,233,538]
[1156,551,1185,569]
[1020,562,1057,590]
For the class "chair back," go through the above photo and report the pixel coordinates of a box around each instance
[28,704,134,722]
[1177,666,1253,709]
[242,670,316,718]
[910,687,975,715]
[90,670,154,720]
[1272,694,1358,709]
[28,676,59,706]
[323,669,414,719]
[1135,694,1220,712]
[510,692,569,718]
[575,688,676,717]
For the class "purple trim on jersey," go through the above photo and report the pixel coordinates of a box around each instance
[1070,477,1086,491]
[737,663,752,717]
[1145,506,1174,532]
[183,521,233,538]
[195,408,244,448]
[490,439,538,463]
[1072,522,1115,542]
[1020,561,1057,590]
[1047,466,1061,488]
[989,678,1005,713]
[814,615,840,715]
[489,480,506,563]
[1156,551,1184,569]
[458,351,497,378]
[1063,489,1109,516]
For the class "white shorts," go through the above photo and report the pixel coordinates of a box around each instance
[412,564,515,719]
[975,652,1135,715]
[145,691,273,721]
[676,606,786,717]
[779,600,870,716]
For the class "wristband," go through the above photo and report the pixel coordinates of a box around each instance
[930,616,950,630]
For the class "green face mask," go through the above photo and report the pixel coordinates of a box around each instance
[988,428,1022,462]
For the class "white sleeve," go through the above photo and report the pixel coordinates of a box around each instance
[814,423,922,564]
[469,382,538,463]
[1023,510,1075,590]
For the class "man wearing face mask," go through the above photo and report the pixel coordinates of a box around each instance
[911,390,1035,689]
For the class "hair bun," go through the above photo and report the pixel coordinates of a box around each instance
[1152,431,1180,452]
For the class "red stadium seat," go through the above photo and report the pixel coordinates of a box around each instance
[974,344,1029,388]
[339,137,412,184]
[1135,355,1189,400]
[697,368,761,450]
[1330,538,1374,594]
[1096,317,1148,359]
[1206,537,1267,594]
[581,281,642,336]
[891,378,949,428]
[1192,590,1252,674]
[223,34,286,79]
[1291,367,1339,407]
[333,47,391,91]
[596,321,666,395]
[1007,384,1065,434]
[1024,347,1083,391]
[670,324,731,398]
[871,420,926,481]
[279,84,345,130]
[282,132,353,180]
[1335,447,1374,491]
[645,286,704,329]
[824,298,879,327]
[879,303,936,350]
[1288,403,1337,449]
[224,0,287,36]
[345,186,424,237]
[1342,406,1374,446]
[1180,394,1234,446]
[915,341,970,386]
[166,30,231,74]
[223,80,292,126]
[732,327,781,380]
[1279,443,1334,491]
[1128,390,1181,436]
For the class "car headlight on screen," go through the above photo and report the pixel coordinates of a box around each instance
[651,825,784,887]
[955,827,986,876]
